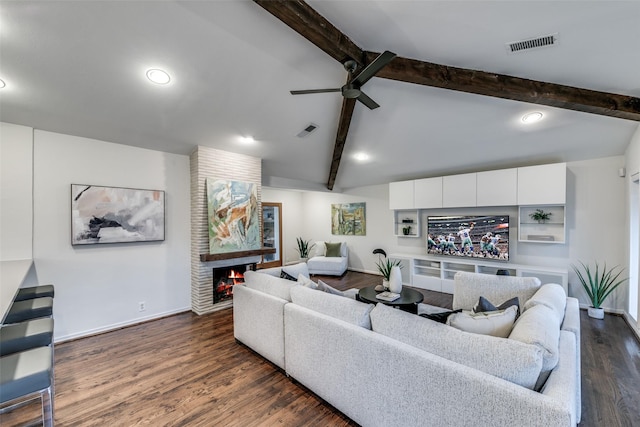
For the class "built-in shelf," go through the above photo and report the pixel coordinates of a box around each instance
[200,248,275,262]
[394,210,420,237]
[518,205,566,244]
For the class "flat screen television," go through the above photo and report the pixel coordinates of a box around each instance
[427,215,509,261]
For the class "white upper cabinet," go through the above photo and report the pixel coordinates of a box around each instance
[517,163,566,205]
[389,180,415,209]
[414,177,443,209]
[443,173,476,207]
[476,168,518,206]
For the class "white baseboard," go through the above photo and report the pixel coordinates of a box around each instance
[54,306,191,344]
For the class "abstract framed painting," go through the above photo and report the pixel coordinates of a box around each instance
[331,202,366,236]
[71,184,165,245]
[206,178,260,254]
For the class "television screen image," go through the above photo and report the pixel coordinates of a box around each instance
[427,215,509,261]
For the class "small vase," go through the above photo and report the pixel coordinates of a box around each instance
[388,266,402,293]
[587,306,605,319]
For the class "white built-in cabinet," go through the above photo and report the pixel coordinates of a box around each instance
[389,254,569,295]
[442,173,476,207]
[389,180,415,209]
[476,168,518,206]
[517,163,566,205]
[393,210,421,237]
[390,163,566,209]
[414,177,443,209]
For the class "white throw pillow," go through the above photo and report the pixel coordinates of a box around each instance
[282,262,310,279]
[297,273,318,290]
[316,279,345,297]
[447,305,518,338]
[311,241,325,257]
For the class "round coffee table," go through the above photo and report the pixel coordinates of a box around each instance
[358,286,424,314]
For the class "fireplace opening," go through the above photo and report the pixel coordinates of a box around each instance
[212,263,255,304]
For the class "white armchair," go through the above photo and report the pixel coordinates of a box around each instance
[307,241,348,276]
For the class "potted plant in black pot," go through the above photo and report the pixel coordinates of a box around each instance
[572,261,628,319]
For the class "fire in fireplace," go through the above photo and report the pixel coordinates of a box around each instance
[212,263,255,304]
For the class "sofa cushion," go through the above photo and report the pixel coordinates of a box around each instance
[290,285,373,329]
[524,283,566,322]
[453,271,541,311]
[297,274,318,290]
[509,303,560,383]
[311,241,326,257]
[370,304,543,389]
[446,306,518,338]
[316,279,345,296]
[243,270,297,302]
[325,242,342,257]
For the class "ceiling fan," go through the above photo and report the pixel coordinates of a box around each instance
[290,50,397,110]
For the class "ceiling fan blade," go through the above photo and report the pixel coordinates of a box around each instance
[351,50,397,87]
[356,91,380,110]
[290,88,341,95]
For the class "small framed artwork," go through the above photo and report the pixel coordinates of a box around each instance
[331,202,366,236]
[71,184,165,245]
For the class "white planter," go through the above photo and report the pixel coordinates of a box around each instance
[587,306,605,319]
[388,266,403,293]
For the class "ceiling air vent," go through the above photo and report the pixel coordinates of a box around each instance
[296,123,318,138]
[506,33,558,54]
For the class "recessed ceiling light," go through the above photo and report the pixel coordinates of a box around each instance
[353,152,369,162]
[521,112,543,124]
[146,69,171,85]
[239,136,255,143]
[0,79,5,89]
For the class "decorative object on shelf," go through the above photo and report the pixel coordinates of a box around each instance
[71,184,165,245]
[402,225,412,235]
[375,253,403,292]
[496,269,511,276]
[529,208,552,224]
[331,202,366,235]
[572,261,628,319]
[388,265,403,293]
[295,237,315,261]
[206,178,260,254]
[402,218,414,223]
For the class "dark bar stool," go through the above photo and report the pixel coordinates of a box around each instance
[4,297,53,324]
[14,285,55,302]
[0,346,54,426]
[0,318,54,357]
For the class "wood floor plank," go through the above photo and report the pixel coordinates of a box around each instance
[1,271,638,426]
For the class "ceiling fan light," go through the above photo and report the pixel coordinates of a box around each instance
[146,69,171,85]
[239,136,255,143]
[353,152,369,161]
[522,112,543,124]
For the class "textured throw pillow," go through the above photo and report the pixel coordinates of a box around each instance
[474,296,520,317]
[296,273,318,290]
[316,279,345,297]
[419,309,462,324]
[447,305,518,338]
[523,283,566,322]
[325,242,342,257]
[280,270,297,281]
[281,262,310,279]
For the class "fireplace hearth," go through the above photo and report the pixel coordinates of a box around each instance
[212,263,255,304]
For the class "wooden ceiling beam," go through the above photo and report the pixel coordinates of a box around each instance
[254,0,364,66]
[327,97,356,190]
[366,52,640,122]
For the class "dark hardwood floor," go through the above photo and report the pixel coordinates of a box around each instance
[1,271,638,426]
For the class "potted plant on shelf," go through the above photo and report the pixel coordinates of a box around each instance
[529,208,552,224]
[572,261,628,319]
[295,237,315,262]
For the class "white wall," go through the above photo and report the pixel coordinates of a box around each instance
[0,123,33,260]
[625,124,640,325]
[32,130,191,341]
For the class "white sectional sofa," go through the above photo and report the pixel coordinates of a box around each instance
[233,269,581,426]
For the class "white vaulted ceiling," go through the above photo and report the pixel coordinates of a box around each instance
[1,1,638,191]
